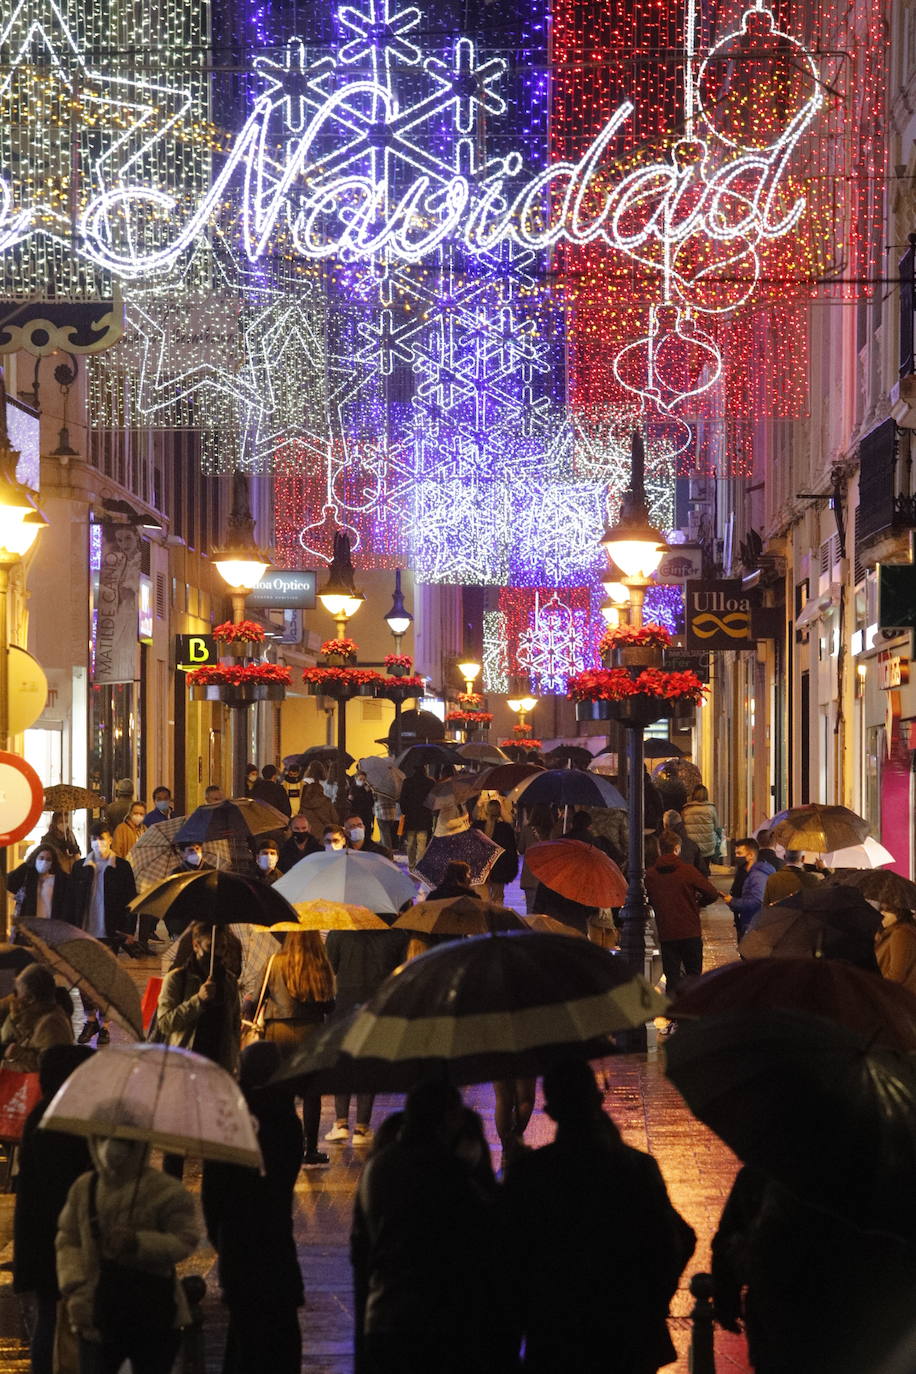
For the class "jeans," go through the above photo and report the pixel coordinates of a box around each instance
[660,937,703,996]
[334,1093,375,1128]
[79,1330,181,1374]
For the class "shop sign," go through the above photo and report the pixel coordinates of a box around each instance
[245,570,317,610]
[654,546,703,584]
[664,649,710,682]
[685,581,759,651]
[175,634,217,669]
[878,650,909,690]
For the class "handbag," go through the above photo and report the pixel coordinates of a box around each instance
[240,955,276,1051]
[88,1174,176,1336]
[0,1069,41,1141]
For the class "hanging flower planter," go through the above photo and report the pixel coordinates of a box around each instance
[569,664,707,729]
[575,700,615,722]
[599,623,671,670]
[188,662,291,706]
[381,674,426,701]
[592,695,675,728]
[302,665,384,697]
[221,641,263,660]
[384,653,414,678]
[320,638,358,667]
[213,621,267,659]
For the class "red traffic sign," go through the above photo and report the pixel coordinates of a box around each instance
[0,751,44,845]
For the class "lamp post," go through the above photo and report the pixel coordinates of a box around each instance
[507,694,537,730]
[457,657,481,696]
[0,368,47,916]
[212,475,271,793]
[384,569,412,758]
[319,534,363,803]
[600,430,666,1000]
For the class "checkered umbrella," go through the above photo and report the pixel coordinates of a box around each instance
[128,817,256,894]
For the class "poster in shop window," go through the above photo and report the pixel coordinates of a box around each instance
[93,524,143,684]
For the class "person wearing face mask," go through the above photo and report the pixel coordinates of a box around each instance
[38,812,81,875]
[255,840,282,884]
[111,804,147,860]
[344,815,392,859]
[56,1118,199,1374]
[0,964,73,1073]
[244,764,259,798]
[143,787,174,828]
[156,923,241,1076]
[347,769,375,832]
[278,818,323,873]
[165,845,214,941]
[67,824,139,956]
[8,845,70,922]
[323,825,348,852]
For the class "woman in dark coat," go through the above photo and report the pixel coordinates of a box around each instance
[202,1042,304,1374]
[13,1045,94,1374]
[7,845,70,922]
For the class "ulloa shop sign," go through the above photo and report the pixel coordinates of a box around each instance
[685,581,758,651]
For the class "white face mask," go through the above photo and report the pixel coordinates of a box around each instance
[325,837,345,851]
[155,799,171,814]
[258,853,277,871]
[183,851,202,867]
[348,827,365,845]
[355,777,366,787]
[34,858,51,875]
[130,813,145,827]
[91,839,111,859]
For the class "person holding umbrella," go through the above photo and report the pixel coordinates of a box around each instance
[156,924,241,1076]
[875,906,916,995]
[472,799,518,904]
[344,816,392,860]
[55,1113,200,1374]
[111,802,147,860]
[398,764,434,871]
[38,813,81,875]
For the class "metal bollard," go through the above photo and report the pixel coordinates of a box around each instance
[179,1275,208,1374]
[688,1272,716,1374]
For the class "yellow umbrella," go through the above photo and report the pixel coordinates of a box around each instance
[285,900,390,931]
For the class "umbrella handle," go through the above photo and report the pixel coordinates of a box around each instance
[210,927,216,978]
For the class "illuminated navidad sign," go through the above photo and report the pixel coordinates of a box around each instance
[0,3,823,299]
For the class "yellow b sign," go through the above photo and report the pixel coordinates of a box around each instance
[175,634,217,669]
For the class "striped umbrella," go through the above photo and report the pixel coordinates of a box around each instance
[270,931,668,1091]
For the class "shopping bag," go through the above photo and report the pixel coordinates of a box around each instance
[0,1069,41,1140]
[141,977,163,1033]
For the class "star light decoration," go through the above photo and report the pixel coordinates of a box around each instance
[515,592,589,696]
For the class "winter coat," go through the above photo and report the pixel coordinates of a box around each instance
[531,883,597,935]
[14,1096,91,1296]
[669,823,702,873]
[518,824,552,894]
[472,820,518,883]
[251,778,292,818]
[644,855,720,943]
[297,779,338,834]
[0,997,73,1072]
[325,930,409,1014]
[56,1160,199,1336]
[38,830,81,875]
[763,865,820,907]
[681,801,720,857]
[111,819,145,859]
[66,856,137,940]
[278,833,323,872]
[156,962,241,1076]
[643,774,665,833]
[7,863,70,920]
[398,773,434,833]
[348,779,376,832]
[504,1118,695,1374]
[585,808,628,867]
[729,861,775,935]
[875,920,916,996]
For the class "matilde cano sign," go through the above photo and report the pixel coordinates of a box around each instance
[0,4,823,282]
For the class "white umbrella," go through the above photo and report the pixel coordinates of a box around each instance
[359,756,405,798]
[588,753,617,776]
[273,849,416,914]
[40,1043,262,1168]
[822,836,895,869]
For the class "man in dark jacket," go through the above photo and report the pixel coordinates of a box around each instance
[504,1060,694,1373]
[278,816,323,873]
[756,828,784,872]
[398,765,434,871]
[643,767,665,834]
[644,830,721,994]
[252,765,292,818]
[66,823,138,951]
[344,815,392,859]
[13,1045,94,1374]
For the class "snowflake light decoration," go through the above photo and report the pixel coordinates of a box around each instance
[516,592,589,696]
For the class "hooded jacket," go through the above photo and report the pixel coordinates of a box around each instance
[729,861,776,935]
[681,800,720,858]
[644,855,720,942]
[56,1141,199,1337]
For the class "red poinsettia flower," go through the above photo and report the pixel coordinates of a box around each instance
[384,653,414,671]
[499,737,542,749]
[446,709,494,724]
[188,663,291,687]
[598,623,672,653]
[212,620,267,643]
[567,666,707,704]
[320,637,359,657]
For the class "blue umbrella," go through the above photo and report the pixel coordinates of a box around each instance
[511,769,626,810]
[273,849,416,914]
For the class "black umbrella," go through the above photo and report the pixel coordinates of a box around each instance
[824,867,916,913]
[665,1008,916,1240]
[270,932,668,1092]
[511,769,626,810]
[127,869,296,929]
[283,746,355,770]
[396,743,462,772]
[173,798,288,844]
[642,738,685,759]
[739,886,881,965]
[543,747,594,770]
[385,708,446,744]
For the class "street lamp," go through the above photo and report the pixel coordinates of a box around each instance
[600,431,667,1028]
[319,534,363,802]
[384,569,413,757]
[457,657,481,695]
[507,694,537,730]
[600,565,631,627]
[212,475,271,794]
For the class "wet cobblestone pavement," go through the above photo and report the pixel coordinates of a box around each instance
[0,871,752,1372]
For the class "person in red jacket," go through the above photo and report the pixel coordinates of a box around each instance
[644,830,721,996]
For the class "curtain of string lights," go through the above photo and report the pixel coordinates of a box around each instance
[0,0,886,681]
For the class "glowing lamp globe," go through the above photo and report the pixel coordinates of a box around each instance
[508,696,537,714]
[319,591,364,621]
[601,530,666,582]
[0,503,46,563]
[602,571,630,605]
[457,659,481,685]
[214,554,270,593]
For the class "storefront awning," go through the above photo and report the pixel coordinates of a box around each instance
[794,584,842,630]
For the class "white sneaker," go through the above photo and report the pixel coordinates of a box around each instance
[352,1126,374,1145]
[324,1123,350,1142]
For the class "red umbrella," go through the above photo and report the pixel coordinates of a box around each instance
[669,957,916,1050]
[474,761,545,794]
[523,840,627,908]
